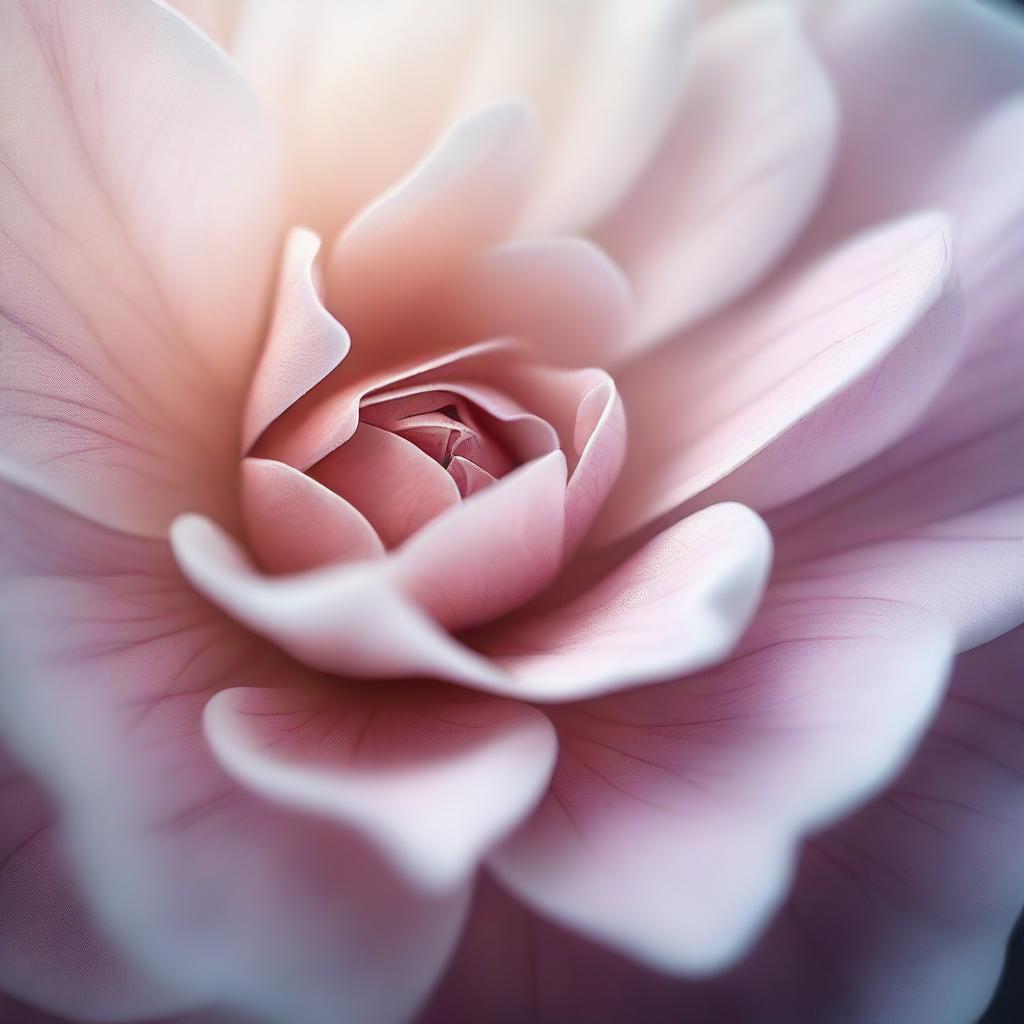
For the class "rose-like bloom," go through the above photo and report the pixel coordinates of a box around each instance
[1,1,1023,1022]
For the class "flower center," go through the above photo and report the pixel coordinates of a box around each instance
[358,388,519,498]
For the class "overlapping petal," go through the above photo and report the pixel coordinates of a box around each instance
[600,213,963,540]
[0,0,280,536]
[598,1,839,348]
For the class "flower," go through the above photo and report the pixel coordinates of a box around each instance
[1,1,1022,1022]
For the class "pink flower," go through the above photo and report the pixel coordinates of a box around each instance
[1,1,1022,1022]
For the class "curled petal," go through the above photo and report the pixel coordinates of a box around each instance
[242,228,350,453]
[241,457,384,574]
[204,684,557,892]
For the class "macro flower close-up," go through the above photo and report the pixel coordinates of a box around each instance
[1,1,1023,1022]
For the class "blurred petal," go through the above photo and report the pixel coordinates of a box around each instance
[490,597,954,976]
[457,0,696,234]
[232,0,694,239]
[0,0,280,536]
[601,214,963,540]
[310,424,461,549]
[0,742,184,1022]
[242,228,350,453]
[0,467,466,1024]
[599,1,838,348]
[205,683,557,891]
[241,457,384,574]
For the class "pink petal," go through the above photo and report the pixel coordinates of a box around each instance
[309,424,461,549]
[489,597,954,976]
[242,228,350,453]
[600,213,963,541]
[0,468,466,1024]
[0,0,280,536]
[387,452,568,632]
[443,238,633,367]
[497,366,627,551]
[598,2,838,348]
[204,684,557,891]
[169,0,240,48]
[172,500,766,703]
[326,100,538,374]
[241,457,384,574]
[697,626,1024,1024]
[256,337,518,471]
[0,741,186,1022]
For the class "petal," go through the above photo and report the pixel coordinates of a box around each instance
[309,424,461,549]
[326,99,538,374]
[172,500,766,703]
[241,457,384,574]
[204,683,557,891]
[443,238,633,367]
[489,596,954,975]
[769,309,1024,650]
[458,0,696,234]
[601,213,963,541]
[598,1,839,348]
[802,0,1024,254]
[701,627,1024,1024]
[0,741,184,1022]
[496,366,627,551]
[0,468,466,1024]
[232,0,493,239]
[242,228,350,453]
[387,452,568,632]
[0,0,280,536]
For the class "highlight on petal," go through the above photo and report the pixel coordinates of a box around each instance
[601,213,963,541]
[599,1,839,348]
[489,599,954,976]
[241,457,384,575]
[204,684,557,892]
[0,0,280,536]
[242,228,350,453]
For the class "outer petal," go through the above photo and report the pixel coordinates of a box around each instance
[242,228,350,453]
[598,1,838,348]
[600,213,963,540]
[489,595,953,975]
[204,683,557,892]
[0,469,467,1024]
[0,741,184,1022]
[0,0,280,536]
